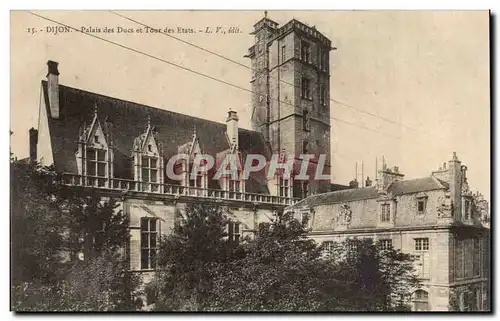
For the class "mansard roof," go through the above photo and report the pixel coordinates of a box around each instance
[289,176,449,209]
[41,81,271,193]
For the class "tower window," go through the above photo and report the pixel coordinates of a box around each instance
[301,77,311,99]
[301,40,310,62]
[302,140,309,154]
[320,84,327,106]
[303,110,310,131]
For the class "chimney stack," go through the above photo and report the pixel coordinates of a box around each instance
[349,178,359,189]
[47,60,60,119]
[226,109,239,150]
[29,127,38,163]
[448,152,462,219]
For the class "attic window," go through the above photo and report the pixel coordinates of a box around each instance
[417,200,426,214]
[94,135,99,143]
[148,144,152,152]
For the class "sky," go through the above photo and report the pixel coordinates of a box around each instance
[10,10,490,200]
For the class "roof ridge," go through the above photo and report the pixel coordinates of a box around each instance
[41,80,260,135]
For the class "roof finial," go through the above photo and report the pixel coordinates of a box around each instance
[193,124,196,136]
[264,10,268,18]
[94,103,98,116]
[147,114,151,128]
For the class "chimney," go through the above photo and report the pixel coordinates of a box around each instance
[365,176,372,187]
[349,178,359,189]
[226,109,239,150]
[47,60,60,119]
[376,163,404,193]
[29,127,38,162]
[448,152,462,219]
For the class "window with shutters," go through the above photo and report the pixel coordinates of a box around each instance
[140,217,158,270]
[413,238,430,279]
[413,290,429,311]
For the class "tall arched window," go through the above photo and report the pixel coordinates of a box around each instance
[413,290,429,311]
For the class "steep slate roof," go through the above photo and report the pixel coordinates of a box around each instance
[41,81,271,194]
[289,176,448,209]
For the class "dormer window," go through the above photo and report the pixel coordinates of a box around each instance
[380,203,391,223]
[278,174,292,198]
[148,144,152,152]
[94,135,99,143]
[86,148,106,177]
[416,194,428,215]
[464,199,471,220]
[140,156,160,192]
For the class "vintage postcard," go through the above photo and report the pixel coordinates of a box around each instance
[10,10,490,312]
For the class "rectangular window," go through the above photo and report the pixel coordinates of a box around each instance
[455,239,465,279]
[473,237,481,277]
[415,238,429,251]
[301,77,311,99]
[379,239,393,251]
[140,217,158,270]
[301,40,310,62]
[278,175,290,197]
[302,140,309,154]
[417,198,426,214]
[320,84,326,106]
[464,199,471,220]
[86,148,106,177]
[281,45,286,62]
[380,204,391,223]
[228,179,240,192]
[228,221,240,243]
[303,110,310,131]
[322,241,334,255]
[301,181,310,198]
[141,156,159,182]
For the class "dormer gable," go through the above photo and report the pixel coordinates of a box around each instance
[133,117,162,157]
[132,116,164,192]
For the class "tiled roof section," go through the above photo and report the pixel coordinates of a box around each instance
[289,176,448,209]
[292,186,379,208]
[42,81,271,193]
[390,177,448,195]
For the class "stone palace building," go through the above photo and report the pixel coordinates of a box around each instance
[28,14,490,312]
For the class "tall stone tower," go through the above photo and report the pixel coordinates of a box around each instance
[245,13,333,197]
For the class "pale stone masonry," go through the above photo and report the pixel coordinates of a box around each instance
[286,154,491,311]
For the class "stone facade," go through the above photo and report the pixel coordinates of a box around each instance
[287,153,491,311]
